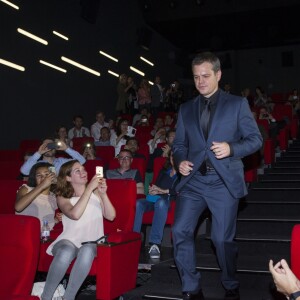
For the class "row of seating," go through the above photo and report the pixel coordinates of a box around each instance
[0,179,142,300]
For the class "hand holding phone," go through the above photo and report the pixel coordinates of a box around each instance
[96,166,103,178]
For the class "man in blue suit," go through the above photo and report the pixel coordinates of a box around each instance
[172,52,262,300]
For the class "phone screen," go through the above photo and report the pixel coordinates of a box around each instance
[96,166,103,178]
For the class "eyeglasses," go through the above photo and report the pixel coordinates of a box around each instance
[118,156,132,161]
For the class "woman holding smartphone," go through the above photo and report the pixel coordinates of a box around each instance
[41,160,115,300]
[15,162,60,230]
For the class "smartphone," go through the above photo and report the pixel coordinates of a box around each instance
[48,166,56,174]
[96,166,103,178]
[127,126,137,137]
[47,142,58,149]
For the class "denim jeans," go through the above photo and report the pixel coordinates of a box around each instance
[133,197,170,245]
[41,239,96,300]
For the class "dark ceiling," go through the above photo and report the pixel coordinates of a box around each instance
[140,0,300,55]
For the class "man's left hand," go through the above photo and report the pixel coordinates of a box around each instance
[210,141,230,159]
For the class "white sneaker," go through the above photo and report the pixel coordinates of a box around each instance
[148,244,160,259]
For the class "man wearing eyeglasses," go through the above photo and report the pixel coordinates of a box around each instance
[106,149,144,195]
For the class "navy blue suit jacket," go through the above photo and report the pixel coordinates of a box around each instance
[173,90,263,199]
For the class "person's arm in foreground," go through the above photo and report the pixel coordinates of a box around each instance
[269,259,300,298]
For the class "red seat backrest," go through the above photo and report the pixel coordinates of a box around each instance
[0,150,22,161]
[19,139,41,158]
[95,146,115,167]
[135,126,152,145]
[84,160,104,181]
[104,179,137,233]
[152,157,167,184]
[72,137,94,153]
[257,119,269,134]
[0,214,40,297]
[0,180,25,214]
[0,161,24,180]
[272,104,293,122]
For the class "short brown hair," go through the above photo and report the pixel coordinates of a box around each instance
[191,52,221,73]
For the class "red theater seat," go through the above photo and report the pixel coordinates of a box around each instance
[0,180,25,214]
[291,224,300,280]
[72,137,94,153]
[95,146,115,168]
[38,179,141,300]
[0,215,40,300]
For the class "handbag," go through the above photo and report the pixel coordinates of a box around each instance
[31,281,65,300]
[146,194,160,203]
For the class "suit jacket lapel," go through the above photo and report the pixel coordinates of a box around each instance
[193,96,205,139]
[208,91,228,140]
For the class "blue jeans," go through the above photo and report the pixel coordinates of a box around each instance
[133,197,170,245]
[42,239,96,300]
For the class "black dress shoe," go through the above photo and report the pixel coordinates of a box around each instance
[183,289,205,300]
[224,288,240,300]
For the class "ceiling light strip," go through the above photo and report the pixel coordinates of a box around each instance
[17,28,48,45]
[0,0,19,10]
[61,56,100,76]
[39,60,67,73]
[140,56,154,66]
[108,70,119,77]
[53,31,69,41]
[99,51,118,62]
[148,81,154,85]
[0,58,25,71]
[130,66,145,76]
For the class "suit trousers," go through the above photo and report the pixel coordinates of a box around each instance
[172,170,239,293]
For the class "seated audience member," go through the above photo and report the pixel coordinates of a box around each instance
[132,107,151,127]
[94,126,111,146]
[124,137,146,159]
[259,107,287,139]
[20,139,86,176]
[147,129,176,172]
[135,114,150,127]
[164,114,175,131]
[150,117,164,136]
[41,160,115,300]
[254,86,274,112]
[68,115,91,140]
[269,259,300,300]
[133,153,178,259]
[91,111,109,142]
[55,125,71,147]
[106,149,144,195]
[110,118,130,156]
[288,89,299,104]
[81,143,100,160]
[254,86,268,108]
[18,151,34,180]
[252,111,268,156]
[148,127,167,154]
[241,87,254,107]
[15,162,62,230]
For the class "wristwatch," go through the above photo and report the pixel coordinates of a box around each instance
[290,291,300,300]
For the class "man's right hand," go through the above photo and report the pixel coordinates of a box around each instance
[179,160,194,176]
[38,140,52,155]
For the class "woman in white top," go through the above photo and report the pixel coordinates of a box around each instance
[110,118,129,156]
[15,162,60,230]
[41,160,116,300]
